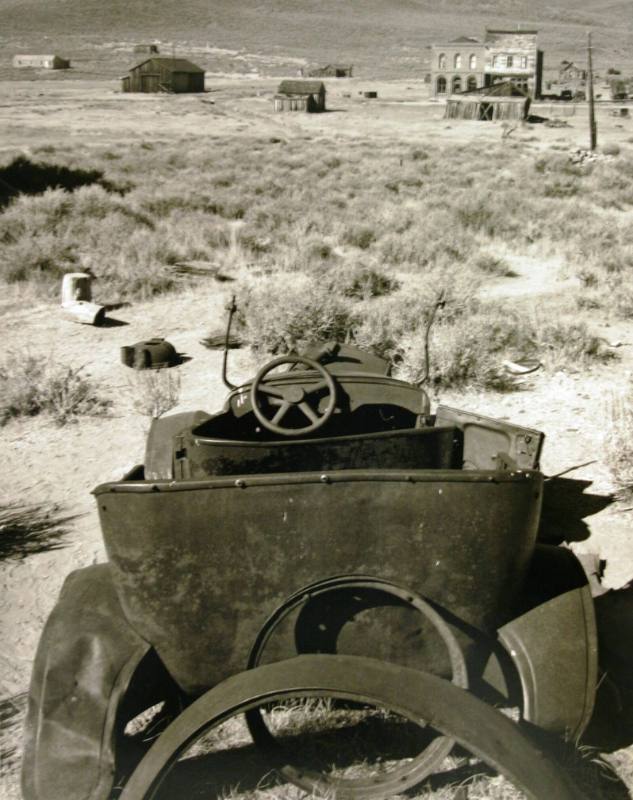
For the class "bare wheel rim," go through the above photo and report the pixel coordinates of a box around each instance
[118,655,589,800]
[245,575,468,797]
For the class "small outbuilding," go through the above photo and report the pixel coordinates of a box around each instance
[121,57,205,93]
[274,80,326,112]
[133,44,160,55]
[444,80,530,121]
[13,54,70,69]
[303,64,353,78]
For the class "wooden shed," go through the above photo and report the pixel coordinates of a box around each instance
[444,80,530,121]
[274,80,326,113]
[122,57,205,94]
[303,64,353,78]
[133,44,160,55]
[13,54,70,69]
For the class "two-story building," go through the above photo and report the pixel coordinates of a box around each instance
[430,36,485,97]
[484,29,543,98]
[431,28,543,99]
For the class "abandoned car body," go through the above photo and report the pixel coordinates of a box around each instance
[23,341,598,800]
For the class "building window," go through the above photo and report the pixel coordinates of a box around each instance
[520,56,528,69]
[493,54,502,68]
[438,53,446,69]
[454,53,462,69]
[469,53,477,69]
[436,75,446,94]
[467,75,477,91]
[507,55,514,68]
[452,75,462,93]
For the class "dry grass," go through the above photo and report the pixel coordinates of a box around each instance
[128,368,182,418]
[0,351,111,425]
[604,381,633,497]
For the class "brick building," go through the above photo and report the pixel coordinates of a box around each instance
[431,28,543,99]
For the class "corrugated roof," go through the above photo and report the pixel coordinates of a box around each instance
[278,80,325,95]
[131,57,204,73]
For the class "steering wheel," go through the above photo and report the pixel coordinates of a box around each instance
[250,355,337,436]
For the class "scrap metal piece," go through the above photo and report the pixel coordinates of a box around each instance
[118,655,590,800]
[121,338,178,369]
[61,300,106,326]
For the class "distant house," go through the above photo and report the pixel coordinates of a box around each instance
[133,44,160,55]
[12,54,70,70]
[121,57,205,93]
[303,64,353,78]
[559,60,587,82]
[444,80,530,121]
[274,80,326,112]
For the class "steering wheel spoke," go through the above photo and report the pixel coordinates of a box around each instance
[298,401,319,425]
[271,401,292,426]
[250,356,337,436]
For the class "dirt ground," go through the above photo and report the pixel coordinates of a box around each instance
[1,77,633,798]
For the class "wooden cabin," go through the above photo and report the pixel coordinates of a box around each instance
[274,80,326,113]
[122,57,205,94]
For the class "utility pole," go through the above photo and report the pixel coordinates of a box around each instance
[587,30,597,151]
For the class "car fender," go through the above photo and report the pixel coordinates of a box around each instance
[22,564,153,800]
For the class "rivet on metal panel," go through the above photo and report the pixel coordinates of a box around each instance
[438,488,443,494]
[320,474,330,484]
[234,479,246,488]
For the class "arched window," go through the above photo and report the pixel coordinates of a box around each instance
[438,52,446,69]
[469,53,477,69]
[467,75,477,91]
[454,53,462,69]
[452,76,462,93]
[436,75,447,94]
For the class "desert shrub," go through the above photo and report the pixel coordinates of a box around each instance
[0,353,111,425]
[537,321,616,369]
[129,369,181,418]
[331,264,400,300]
[343,224,377,250]
[604,382,633,496]
[471,253,516,277]
[236,275,357,353]
[400,310,536,391]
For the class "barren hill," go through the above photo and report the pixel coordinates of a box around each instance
[0,0,630,77]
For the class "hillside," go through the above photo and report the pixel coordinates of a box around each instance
[0,0,630,77]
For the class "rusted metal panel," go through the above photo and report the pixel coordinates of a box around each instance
[183,426,461,478]
[499,583,598,739]
[95,469,542,694]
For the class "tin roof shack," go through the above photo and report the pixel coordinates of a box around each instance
[274,80,326,112]
[484,29,543,98]
[122,57,205,93]
[134,44,160,54]
[445,80,530,121]
[13,54,70,69]
[303,64,353,78]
